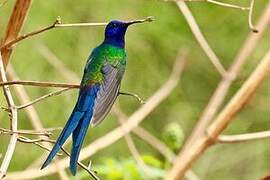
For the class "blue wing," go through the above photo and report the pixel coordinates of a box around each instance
[91,63,125,126]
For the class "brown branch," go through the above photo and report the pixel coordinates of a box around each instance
[182,2,270,154]
[217,131,270,143]
[0,0,32,68]
[0,127,53,137]
[205,0,249,10]
[0,80,79,88]
[0,19,61,49]
[0,16,154,51]
[6,50,187,179]
[177,0,250,10]
[166,48,270,179]
[175,0,227,77]
[118,91,145,104]
[59,148,99,180]
[17,88,72,109]
[0,53,18,179]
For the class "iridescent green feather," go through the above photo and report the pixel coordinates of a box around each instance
[81,44,127,86]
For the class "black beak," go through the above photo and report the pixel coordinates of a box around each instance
[125,16,154,26]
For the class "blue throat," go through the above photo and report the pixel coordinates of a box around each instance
[103,36,125,48]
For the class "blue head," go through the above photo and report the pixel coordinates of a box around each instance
[103,20,142,48]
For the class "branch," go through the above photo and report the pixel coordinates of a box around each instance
[118,91,145,104]
[59,148,99,180]
[0,127,55,137]
[0,0,32,68]
[0,80,79,88]
[0,16,154,51]
[175,0,227,77]
[0,19,61,49]
[166,48,270,179]
[0,53,18,179]
[17,88,72,109]
[182,2,270,154]
[205,0,249,10]
[6,50,187,179]
[174,0,250,10]
[217,131,270,143]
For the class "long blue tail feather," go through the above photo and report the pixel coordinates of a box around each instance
[41,109,84,169]
[70,110,93,175]
[41,85,98,175]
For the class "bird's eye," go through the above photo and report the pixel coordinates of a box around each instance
[112,23,117,28]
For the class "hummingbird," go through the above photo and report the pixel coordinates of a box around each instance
[41,17,153,175]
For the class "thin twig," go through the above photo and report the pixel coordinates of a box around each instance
[217,131,270,143]
[175,0,227,77]
[60,147,99,180]
[0,53,18,179]
[1,16,154,51]
[248,0,258,33]
[0,80,79,88]
[0,19,61,49]
[166,49,270,179]
[6,50,187,179]
[206,0,249,10]
[173,0,250,10]
[0,127,52,137]
[17,88,72,109]
[17,136,62,156]
[118,91,145,104]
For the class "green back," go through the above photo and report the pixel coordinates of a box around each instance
[81,44,127,86]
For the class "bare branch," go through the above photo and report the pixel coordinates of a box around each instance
[0,80,79,88]
[0,53,18,179]
[171,0,250,10]
[118,91,145,104]
[205,0,249,10]
[217,131,270,143]
[0,16,154,51]
[0,19,61,49]
[166,48,270,179]
[0,127,53,137]
[59,148,99,180]
[17,88,72,109]
[175,0,227,77]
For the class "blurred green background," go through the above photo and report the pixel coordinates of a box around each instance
[1,0,270,179]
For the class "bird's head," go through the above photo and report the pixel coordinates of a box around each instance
[103,17,154,48]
